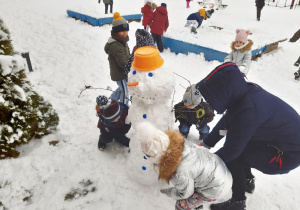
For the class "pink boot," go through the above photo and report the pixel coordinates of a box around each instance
[187,0,190,8]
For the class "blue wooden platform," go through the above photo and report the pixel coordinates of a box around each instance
[161,36,268,62]
[66,10,274,62]
[66,10,142,26]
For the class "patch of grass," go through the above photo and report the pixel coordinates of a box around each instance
[64,179,96,201]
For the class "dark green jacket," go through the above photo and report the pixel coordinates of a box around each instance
[104,36,130,81]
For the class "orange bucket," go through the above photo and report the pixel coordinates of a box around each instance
[131,46,164,71]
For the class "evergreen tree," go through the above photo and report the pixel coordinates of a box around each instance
[0,19,59,159]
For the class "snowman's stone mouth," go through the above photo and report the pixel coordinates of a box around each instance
[132,93,157,101]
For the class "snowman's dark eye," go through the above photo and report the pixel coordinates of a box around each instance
[133,70,137,75]
[148,72,153,77]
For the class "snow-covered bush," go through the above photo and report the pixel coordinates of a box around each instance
[0,19,59,159]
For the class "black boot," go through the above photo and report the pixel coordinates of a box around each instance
[191,26,197,34]
[98,141,106,151]
[245,178,255,193]
[210,198,246,210]
[294,56,300,67]
[294,70,300,80]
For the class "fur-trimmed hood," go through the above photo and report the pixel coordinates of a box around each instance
[231,39,253,52]
[158,130,184,182]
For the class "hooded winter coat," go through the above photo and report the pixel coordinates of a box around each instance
[149,6,169,36]
[141,3,154,27]
[197,62,300,174]
[186,12,204,28]
[159,130,232,200]
[224,40,253,75]
[104,33,130,81]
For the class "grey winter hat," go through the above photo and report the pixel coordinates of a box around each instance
[183,84,202,106]
[112,12,129,33]
[206,9,214,19]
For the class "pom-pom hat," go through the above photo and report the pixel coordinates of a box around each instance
[96,95,121,122]
[235,29,251,44]
[112,12,129,33]
[161,3,167,8]
[183,84,202,106]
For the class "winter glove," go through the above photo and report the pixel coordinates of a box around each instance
[96,105,101,117]
[239,65,246,73]
[196,120,205,130]
[199,101,215,123]
[197,140,211,149]
[160,188,172,197]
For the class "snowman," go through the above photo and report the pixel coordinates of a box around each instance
[125,46,176,185]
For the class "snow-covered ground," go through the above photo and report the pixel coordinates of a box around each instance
[0,0,300,209]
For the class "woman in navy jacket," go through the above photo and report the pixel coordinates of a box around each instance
[196,62,300,210]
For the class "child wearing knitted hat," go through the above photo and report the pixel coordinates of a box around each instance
[104,12,130,106]
[173,84,215,141]
[95,95,131,150]
[224,29,253,76]
[139,122,232,210]
[123,29,156,81]
[185,9,214,34]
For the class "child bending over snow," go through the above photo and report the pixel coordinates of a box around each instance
[139,122,232,210]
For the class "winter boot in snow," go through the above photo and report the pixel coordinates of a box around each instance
[98,141,106,151]
[210,198,246,210]
[294,70,300,81]
[191,26,197,34]
[294,56,300,67]
[245,178,255,193]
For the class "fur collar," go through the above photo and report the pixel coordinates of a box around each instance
[231,39,253,52]
[158,130,185,183]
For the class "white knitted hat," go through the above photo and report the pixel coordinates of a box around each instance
[139,122,170,164]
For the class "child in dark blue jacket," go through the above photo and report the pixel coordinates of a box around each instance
[196,62,300,210]
[174,84,214,140]
[185,9,214,34]
[96,95,131,150]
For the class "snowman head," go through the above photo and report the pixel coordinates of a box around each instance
[128,47,174,104]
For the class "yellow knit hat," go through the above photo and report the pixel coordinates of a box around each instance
[198,9,206,19]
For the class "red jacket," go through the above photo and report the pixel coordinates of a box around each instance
[149,6,169,36]
[141,4,154,27]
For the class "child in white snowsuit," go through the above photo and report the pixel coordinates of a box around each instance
[139,122,232,210]
[224,29,253,76]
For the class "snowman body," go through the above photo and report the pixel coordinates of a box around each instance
[125,47,176,185]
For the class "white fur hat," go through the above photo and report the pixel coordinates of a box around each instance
[139,122,170,164]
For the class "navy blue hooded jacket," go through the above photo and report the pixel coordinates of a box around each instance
[196,62,300,164]
[187,12,204,28]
